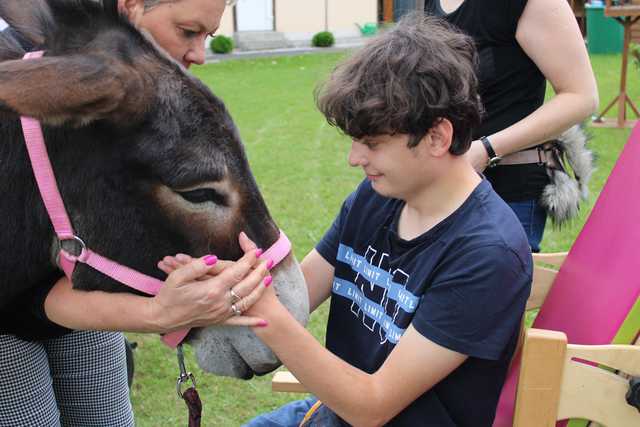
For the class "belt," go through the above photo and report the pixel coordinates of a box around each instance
[498,142,558,167]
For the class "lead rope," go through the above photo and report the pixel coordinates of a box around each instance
[176,345,202,427]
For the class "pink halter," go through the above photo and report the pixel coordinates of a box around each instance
[20,51,292,348]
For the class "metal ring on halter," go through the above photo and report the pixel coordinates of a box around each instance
[229,288,241,304]
[59,235,87,258]
[231,303,242,316]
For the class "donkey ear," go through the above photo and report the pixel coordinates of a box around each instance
[0,0,52,47]
[0,54,153,126]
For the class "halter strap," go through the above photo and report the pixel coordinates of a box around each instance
[20,51,291,348]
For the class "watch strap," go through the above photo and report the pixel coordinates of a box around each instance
[480,136,497,159]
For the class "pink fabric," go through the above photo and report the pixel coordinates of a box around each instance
[261,230,291,266]
[21,118,74,239]
[493,124,640,426]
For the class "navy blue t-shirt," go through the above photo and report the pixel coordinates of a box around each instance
[316,179,532,426]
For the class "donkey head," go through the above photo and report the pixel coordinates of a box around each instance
[0,0,308,378]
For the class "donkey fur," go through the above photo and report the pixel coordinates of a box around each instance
[0,0,308,378]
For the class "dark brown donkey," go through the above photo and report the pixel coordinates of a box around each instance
[0,0,308,378]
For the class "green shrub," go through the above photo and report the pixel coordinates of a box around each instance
[210,35,234,54]
[312,31,335,48]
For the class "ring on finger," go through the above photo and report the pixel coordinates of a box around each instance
[229,288,241,304]
[231,303,242,316]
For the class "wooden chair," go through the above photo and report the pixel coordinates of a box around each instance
[513,328,640,427]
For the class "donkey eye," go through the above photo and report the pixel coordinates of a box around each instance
[177,189,227,206]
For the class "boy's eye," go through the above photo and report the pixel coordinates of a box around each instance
[363,141,378,149]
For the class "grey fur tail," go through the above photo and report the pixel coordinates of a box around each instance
[540,124,595,226]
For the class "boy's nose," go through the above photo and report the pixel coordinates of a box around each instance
[348,141,367,167]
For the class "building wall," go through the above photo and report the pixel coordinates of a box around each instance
[216,0,377,39]
[217,6,235,37]
[277,0,377,36]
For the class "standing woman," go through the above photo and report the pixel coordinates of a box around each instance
[0,1,270,426]
[425,0,598,252]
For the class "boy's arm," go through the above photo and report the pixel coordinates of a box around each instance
[300,249,334,313]
[255,305,466,427]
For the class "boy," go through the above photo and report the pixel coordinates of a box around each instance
[246,13,532,426]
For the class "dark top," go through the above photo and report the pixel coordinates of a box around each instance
[0,26,72,340]
[425,0,550,201]
[316,179,532,426]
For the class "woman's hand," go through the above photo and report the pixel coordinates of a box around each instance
[150,247,272,333]
[159,232,284,330]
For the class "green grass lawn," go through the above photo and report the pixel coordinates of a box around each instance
[128,52,638,426]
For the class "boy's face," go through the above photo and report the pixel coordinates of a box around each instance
[348,133,436,200]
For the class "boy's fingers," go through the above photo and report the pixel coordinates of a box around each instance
[175,253,192,263]
[214,249,261,287]
[238,231,258,254]
[166,256,218,288]
[222,316,268,327]
[157,261,173,275]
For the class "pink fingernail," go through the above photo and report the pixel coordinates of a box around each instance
[264,276,273,287]
[204,255,218,266]
[255,248,264,258]
[257,320,269,327]
[266,259,274,270]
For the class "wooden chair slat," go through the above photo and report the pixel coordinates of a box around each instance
[567,344,640,375]
[527,266,557,310]
[531,252,567,268]
[557,359,640,426]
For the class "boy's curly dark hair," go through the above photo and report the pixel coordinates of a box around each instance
[316,13,483,154]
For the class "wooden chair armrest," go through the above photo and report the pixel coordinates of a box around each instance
[272,371,307,393]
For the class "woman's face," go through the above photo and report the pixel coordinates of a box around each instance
[121,0,226,68]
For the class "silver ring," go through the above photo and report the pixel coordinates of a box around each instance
[229,289,241,304]
[231,304,242,316]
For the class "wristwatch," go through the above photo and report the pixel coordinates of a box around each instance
[480,136,502,168]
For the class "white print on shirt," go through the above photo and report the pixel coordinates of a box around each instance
[335,244,418,345]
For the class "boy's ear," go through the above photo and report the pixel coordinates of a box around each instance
[0,54,152,126]
[426,119,454,157]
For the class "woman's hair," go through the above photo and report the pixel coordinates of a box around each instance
[316,13,483,155]
[143,0,176,10]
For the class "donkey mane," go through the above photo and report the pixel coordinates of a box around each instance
[0,0,148,62]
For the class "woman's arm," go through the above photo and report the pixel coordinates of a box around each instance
[45,249,270,333]
[467,0,598,170]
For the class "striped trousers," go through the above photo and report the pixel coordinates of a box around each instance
[0,331,134,426]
